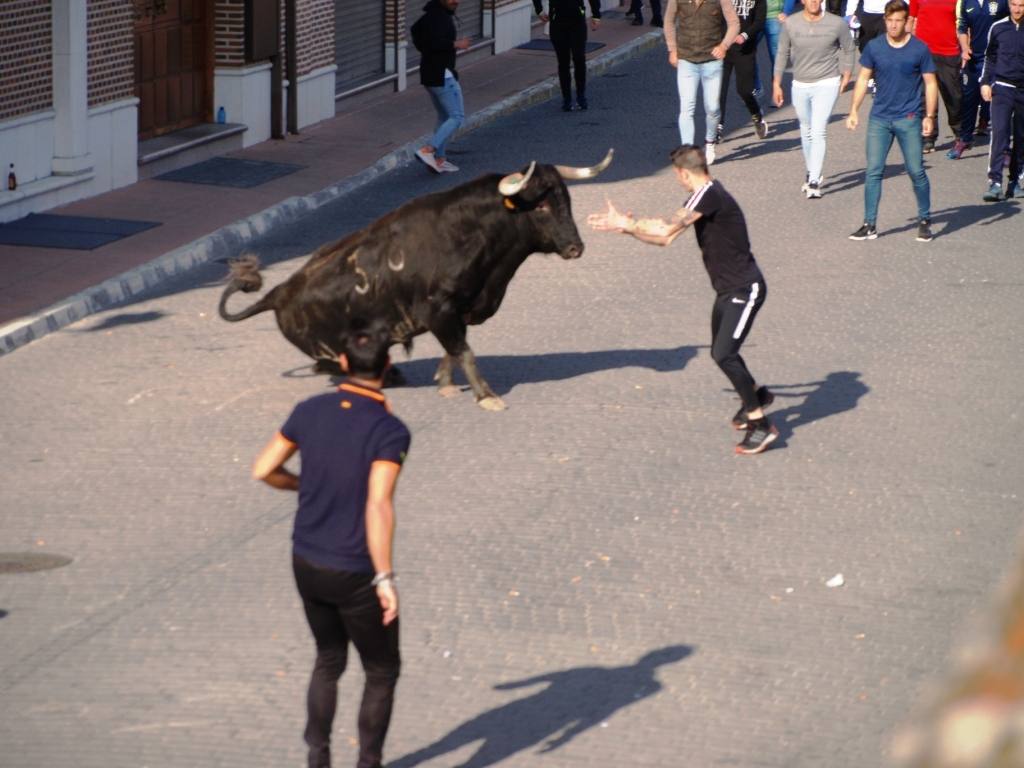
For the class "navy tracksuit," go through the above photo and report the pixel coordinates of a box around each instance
[981,14,1024,184]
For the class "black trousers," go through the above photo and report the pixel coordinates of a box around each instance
[720,47,762,123]
[293,555,401,768]
[856,12,885,53]
[711,281,766,412]
[926,53,962,143]
[550,18,587,103]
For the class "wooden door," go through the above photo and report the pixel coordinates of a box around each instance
[134,0,211,139]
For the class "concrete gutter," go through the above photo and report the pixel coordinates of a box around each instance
[0,31,662,356]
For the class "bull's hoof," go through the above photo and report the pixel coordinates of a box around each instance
[477,396,507,412]
[383,367,407,388]
[438,385,460,399]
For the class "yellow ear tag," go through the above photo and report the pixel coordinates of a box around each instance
[341,400,352,409]
[503,197,516,210]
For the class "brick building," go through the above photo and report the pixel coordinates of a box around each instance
[0,0,538,224]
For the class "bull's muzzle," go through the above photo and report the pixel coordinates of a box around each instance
[561,242,584,260]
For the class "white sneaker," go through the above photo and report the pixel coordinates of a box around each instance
[415,147,440,173]
[705,142,716,166]
[438,159,459,173]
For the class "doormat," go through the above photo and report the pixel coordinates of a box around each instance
[0,214,160,250]
[155,157,304,188]
[516,39,605,53]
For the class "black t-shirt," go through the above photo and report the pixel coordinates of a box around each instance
[684,180,764,295]
[280,381,410,572]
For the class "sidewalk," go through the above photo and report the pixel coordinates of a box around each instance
[0,10,662,354]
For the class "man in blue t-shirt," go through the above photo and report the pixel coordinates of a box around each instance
[845,0,939,242]
[954,0,1009,152]
[252,321,411,768]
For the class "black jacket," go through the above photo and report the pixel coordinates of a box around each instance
[532,0,601,24]
[411,0,458,87]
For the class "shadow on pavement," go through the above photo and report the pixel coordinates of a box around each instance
[384,345,702,395]
[766,370,869,447]
[885,202,1021,239]
[0,610,7,619]
[388,644,694,768]
[77,310,168,332]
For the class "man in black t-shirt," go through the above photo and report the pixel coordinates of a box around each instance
[252,321,411,768]
[588,144,777,455]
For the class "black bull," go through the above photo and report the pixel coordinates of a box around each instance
[218,150,614,410]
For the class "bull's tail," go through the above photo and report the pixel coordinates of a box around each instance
[218,255,275,322]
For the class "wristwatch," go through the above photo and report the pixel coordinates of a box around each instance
[372,571,395,586]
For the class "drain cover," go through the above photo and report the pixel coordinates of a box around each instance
[0,552,73,574]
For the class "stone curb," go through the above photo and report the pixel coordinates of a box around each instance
[0,30,662,356]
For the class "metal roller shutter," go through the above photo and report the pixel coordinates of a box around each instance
[336,0,385,94]
[406,0,485,73]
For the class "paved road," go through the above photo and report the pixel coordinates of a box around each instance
[2,48,1023,768]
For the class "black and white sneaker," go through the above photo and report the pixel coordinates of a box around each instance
[732,386,775,430]
[753,115,769,139]
[916,219,933,242]
[848,223,878,240]
[805,179,822,199]
[736,417,779,455]
[714,123,724,144]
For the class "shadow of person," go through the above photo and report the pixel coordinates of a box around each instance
[882,201,1020,239]
[388,645,694,768]
[381,345,702,396]
[763,371,869,446]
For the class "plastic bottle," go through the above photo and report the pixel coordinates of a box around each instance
[217,106,226,124]
[7,163,15,191]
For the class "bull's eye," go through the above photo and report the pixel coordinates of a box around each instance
[537,199,551,212]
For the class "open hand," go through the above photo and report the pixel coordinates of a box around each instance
[587,199,632,231]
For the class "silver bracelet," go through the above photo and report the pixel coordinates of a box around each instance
[371,571,395,587]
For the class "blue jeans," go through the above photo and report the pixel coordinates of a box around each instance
[754,17,782,93]
[676,59,723,145]
[425,77,465,158]
[792,77,839,182]
[864,116,931,225]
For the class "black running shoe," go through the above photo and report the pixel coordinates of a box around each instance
[736,417,779,455]
[848,223,878,240]
[577,96,588,111]
[562,100,573,112]
[916,219,933,242]
[732,386,775,430]
[922,140,936,154]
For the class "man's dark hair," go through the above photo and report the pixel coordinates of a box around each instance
[883,0,908,17]
[343,319,391,378]
[669,145,709,175]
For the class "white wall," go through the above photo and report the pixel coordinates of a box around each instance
[492,0,534,53]
[294,64,337,129]
[214,63,272,148]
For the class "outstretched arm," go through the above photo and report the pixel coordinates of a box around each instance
[588,199,702,247]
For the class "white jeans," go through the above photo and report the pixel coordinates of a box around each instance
[791,76,840,182]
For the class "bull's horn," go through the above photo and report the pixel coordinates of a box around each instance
[387,249,405,272]
[554,148,614,180]
[497,161,536,196]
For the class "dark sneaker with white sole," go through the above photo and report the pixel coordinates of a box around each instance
[848,223,878,240]
[732,386,775,430]
[736,417,779,455]
[916,219,933,242]
[983,182,1003,202]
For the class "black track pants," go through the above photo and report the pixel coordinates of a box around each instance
[710,281,766,412]
[293,555,401,768]
[721,48,761,122]
[856,12,885,53]
[550,18,588,103]
[926,53,962,143]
